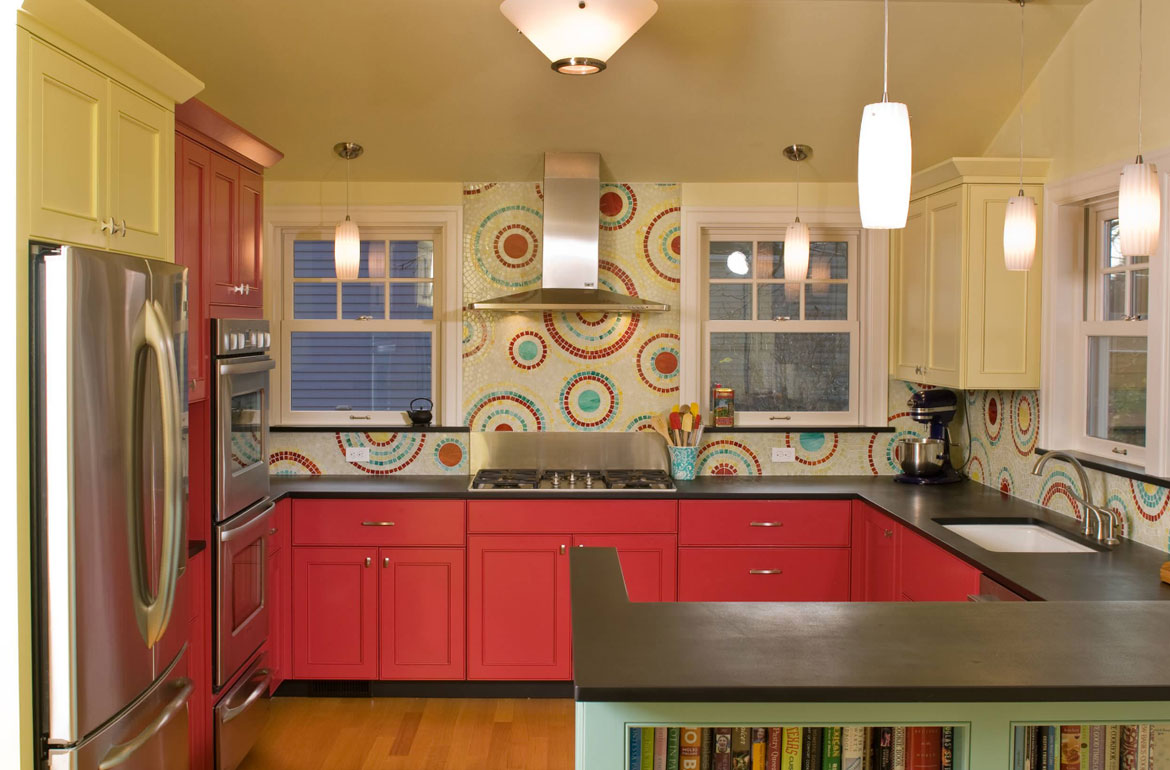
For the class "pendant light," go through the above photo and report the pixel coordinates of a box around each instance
[333,142,363,280]
[1004,0,1037,272]
[857,0,912,230]
[500,0,658,75]
[1118,0,1161,258]
[783,144,812,284]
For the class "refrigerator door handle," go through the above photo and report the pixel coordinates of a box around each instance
[96,677,193,770]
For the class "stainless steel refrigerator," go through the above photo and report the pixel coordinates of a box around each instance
[32,244,191,770]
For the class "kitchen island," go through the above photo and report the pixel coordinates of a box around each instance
[569,547,1170,770]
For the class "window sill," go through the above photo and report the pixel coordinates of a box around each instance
[271,424,470,433]
[1035,447,1170,489]
[705,425,895,434]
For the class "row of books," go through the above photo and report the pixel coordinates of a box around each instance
[627,726,956,770]
[1012,724,1170,769]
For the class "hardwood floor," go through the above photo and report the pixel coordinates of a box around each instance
[237,697,575,770]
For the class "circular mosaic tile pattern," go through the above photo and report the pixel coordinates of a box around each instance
[1038,470,1085,521]
[472,204,543,289]
[231,432,262,468]
[599,184,638,231]
[465,389,546,432]
[462,307,491,361]
[963,437,991,485]
[543,263,640,359]
[636,332,680,393]
[462,183,498,196]
[640,204,682,284]
[983,391,1003,445]
[508,331,548,370]
[268,451,321,476]
[624,414,655,432]
[1128,480,1170,522]
[697,441,762,476]
[785,432,839,466]
[335,432,425,475]
[433,438,467,471]
[1011,391,1039,455]
[868,429,921,475]
[559,371,620,431]
[996,466,1015,495]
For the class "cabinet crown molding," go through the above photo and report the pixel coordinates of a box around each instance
[912,157,1051,198]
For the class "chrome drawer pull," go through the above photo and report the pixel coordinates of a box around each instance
[361,521,395,527]
[749,569,783,575]
[749,521,784,527]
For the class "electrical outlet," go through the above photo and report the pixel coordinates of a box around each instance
[345,446,370,462]
[771,447,796,463]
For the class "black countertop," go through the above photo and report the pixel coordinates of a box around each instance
[570,547,1170,703]
[269,475,1170,602]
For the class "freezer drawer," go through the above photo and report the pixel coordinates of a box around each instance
[47,647,191,770]
[215,652,271,770]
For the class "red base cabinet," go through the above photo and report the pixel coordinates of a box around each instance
[379,548,465,680]
[900,529,982,602]
[678,547,850,602]
[850,502,900,602]
[467,534,572,681]
[291,547,379,679]
[573,534,677,602]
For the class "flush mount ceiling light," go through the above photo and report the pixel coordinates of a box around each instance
[1118,0,1161,258]
[857,0,912,229]
[783,144,812,284]
[500,0,659,75]
[1004,0,1037,272]
[333,142,363,280]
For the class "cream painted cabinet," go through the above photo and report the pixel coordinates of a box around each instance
[890,160,1045,390]
[25,35,173,260]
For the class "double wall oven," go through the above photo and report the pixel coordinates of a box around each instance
[211,319,274,770]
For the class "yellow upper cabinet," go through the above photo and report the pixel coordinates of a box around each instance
[890,158,1049,390]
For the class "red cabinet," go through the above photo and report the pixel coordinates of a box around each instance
[679,500,851,547]
[467,534,572,681]
[573,534,677,602]
[379,548,465,680]
[266,501,290,690]
[850,502,900,602]
[900,529,982,602]
[187,550,210,770]
[678,547,851,602]
[175,136,210,402]
[291,547,379,679]
[205,156,262,312]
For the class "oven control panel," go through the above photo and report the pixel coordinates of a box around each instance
[212,318,271,357]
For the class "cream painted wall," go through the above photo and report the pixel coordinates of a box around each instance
[984,0,1170,181]
[680,182,859,209]
[264,181,463,207]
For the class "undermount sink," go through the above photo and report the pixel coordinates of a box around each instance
[940,522,1098,553]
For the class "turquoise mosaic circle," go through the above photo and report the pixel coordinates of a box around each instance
[577,389,601,413]
[516,340,539,361]
[799,433,826,452]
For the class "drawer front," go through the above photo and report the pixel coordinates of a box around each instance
[292,499,465,546]
[678,547,851,602]
[468,500,677,534]
[679,500,850,547]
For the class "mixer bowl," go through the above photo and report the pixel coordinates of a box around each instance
[897,437,947,477]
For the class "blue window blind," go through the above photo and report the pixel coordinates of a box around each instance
[290,332,432,412]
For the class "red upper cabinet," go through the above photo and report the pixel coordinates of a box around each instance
[291,547,379,680]
[378,548,465,680]
[236,167,263,305]
[206,154,240,309]
[573,534,677,602]
[850,503,901,602]
[467,534,572,681]
[175,136,210,402]
[899,529,982,602]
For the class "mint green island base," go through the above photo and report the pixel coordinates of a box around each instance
[569,548,1170,770]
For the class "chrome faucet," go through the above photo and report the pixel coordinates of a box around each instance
[1030,451,1120,545]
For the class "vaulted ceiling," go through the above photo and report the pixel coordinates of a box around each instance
[89,0,1089,182]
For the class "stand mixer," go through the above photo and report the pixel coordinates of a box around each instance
[894,389,962,485]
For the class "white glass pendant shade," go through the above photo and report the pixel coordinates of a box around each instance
[784,219,810,282]
[1119,159,1161,257]
[1003,194,1037,271]
[725,250,750,276]
[500,0,658,74]
[334,216,361,280]
[857,101,912,230]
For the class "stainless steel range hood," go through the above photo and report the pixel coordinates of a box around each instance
[471,153,670,313]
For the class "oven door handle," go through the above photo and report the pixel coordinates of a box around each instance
[219,358,275,376]
[220,668,272,724]
[219,500,276,543]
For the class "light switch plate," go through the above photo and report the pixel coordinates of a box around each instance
[345,446,370,462]
[771,447,796,463]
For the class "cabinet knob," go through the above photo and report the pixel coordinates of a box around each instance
[269,528,277,536]
[100,218,114,233]
[120,219,127,237]
[560,544,566,555]
[383,557,390,568]
[232,284,247,295]
[884,529,894,538]
[365,557,372,568]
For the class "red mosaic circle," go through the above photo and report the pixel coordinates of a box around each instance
[508,331,548,370]
[635,332,681,394]
[268,451,322,475]
[641,205,682,284]
[436,442,464,467]
[600,192,623,216]
[492,224,538,269]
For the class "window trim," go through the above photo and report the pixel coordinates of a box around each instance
[1040,149,1170,476]
[680,207,889,428]
[264,205,462,427]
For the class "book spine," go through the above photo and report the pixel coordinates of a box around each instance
[891,727,905,770]
[782,727,803,770]
[1013,727,1025,770]
[807,728,823,770]
[1121,725,1138,770]
[681,727,702,770]
[702,729,713,770]
[940,727,954,770]
[842,727,866,770]
[668,728,681,770]
[656,727,668,770]
[824,727,843,770]
[1105,726,1121,770]
[1037,726,1050,770]
[752,728,769,770]
[906,727,941,770]
[768,727,783,770]
[1150,725,1170,768]
[642,728,656,770]
[1061,725,1083,770]
[876,728,893,770]
[1088,725,1105,770]
[1136,725,1151,770]
[732,727,750,770]
[631,728,642,770]
[713,728,732,770]
[1025,725,1037,770]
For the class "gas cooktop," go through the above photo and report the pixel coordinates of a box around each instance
[469,468,674,492]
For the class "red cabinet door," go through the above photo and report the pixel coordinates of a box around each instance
[678,547,851,602]
[266,547,281,691]
[850,503,900,602]
[467,534,572,681]
[899,530,982,602]
[572,534,677,602]
[291,547,379,679]
[379,548,465,680]
[186,550,209,770]
[175,135,210,402]
[236,167,263,309]
[206,154,239,308]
